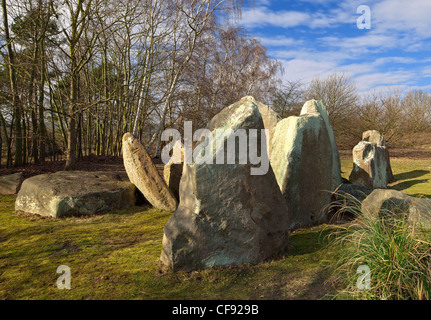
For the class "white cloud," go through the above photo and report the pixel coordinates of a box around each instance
[239,7,310,29]
[256,35,304,47]
[373,0,431,38]
[237,0,431,93]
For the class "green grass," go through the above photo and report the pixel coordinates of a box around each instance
[1,156,431,300]
[341,157,431,197]
[328,201,431,300]
[0,196,339,300]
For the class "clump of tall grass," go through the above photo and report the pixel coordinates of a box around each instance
[327,191,431,300]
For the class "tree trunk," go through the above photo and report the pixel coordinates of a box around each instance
[2,0,23,167]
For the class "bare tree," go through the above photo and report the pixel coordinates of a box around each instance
[271,80,304,118]
[304,72,359,134]
[359,88,406,143]
[146,0,244,157]
[2,0,24,166]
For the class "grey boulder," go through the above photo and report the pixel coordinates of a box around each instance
[349,140,392,189]
[0,172,24,195]
[160,98,290,271]
[15,171,136,218]
[122,132,178,212]
[270,111,334,230]
[361,189,431,228]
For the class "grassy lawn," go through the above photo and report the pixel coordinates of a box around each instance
[341,156,431,197]
[0,195,341,300]
[1,156,430,300]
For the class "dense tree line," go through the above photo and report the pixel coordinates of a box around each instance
[0,0,281,168]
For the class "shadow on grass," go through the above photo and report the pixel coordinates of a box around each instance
[391,179,429,191]
[393,169,430,181]
[276,228,333,259]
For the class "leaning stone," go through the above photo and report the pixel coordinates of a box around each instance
[122,132,178,212]
[300,100,342,190]
[15,171,136,218]
[349,141,390,189]
[270,113,333,230]
[0,172,24,195]
[160,98,289,271]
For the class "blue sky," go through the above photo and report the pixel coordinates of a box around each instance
[236,0,431,95]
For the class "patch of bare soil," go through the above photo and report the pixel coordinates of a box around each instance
[0,155,132,179]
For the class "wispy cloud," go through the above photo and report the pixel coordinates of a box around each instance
[237,0,431,93]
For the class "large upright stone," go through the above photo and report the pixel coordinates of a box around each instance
[349,135,393,189]
[160,99,290,271]
[0,172,24,195]
[270,112,333,230]
[240,96,280,157]
[300,100,342,190]
[122,133,178,212]
[15,171,136,218]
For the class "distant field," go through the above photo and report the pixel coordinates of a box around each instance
[340,153,431,198]
[1,155,431,300]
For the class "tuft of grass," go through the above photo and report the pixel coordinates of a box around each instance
[327,194,431,300]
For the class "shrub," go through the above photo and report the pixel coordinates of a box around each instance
[327,193,431,300]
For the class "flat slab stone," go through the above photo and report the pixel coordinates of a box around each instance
[15,171,136,218]
[122,132,178,212]
[0,172,24,195]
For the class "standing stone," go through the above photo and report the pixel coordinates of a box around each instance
[240,96,280,158]
[300,100,342,190]
[270,112,333,230]
[15,171,136,218]
[349,130,393,189]
[163,140,184,201]
[160,99,290,271]
[122,133,178,212]
[362,130,386,146]
[0,172,24,195]
[362,130,394,183]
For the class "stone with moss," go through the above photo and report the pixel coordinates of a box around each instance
[122,132,178,212]
[300,100,342,190]
[160,98,290,271]
[269,112,334,230]
[0,172,24,195]
[15,171,136,218]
